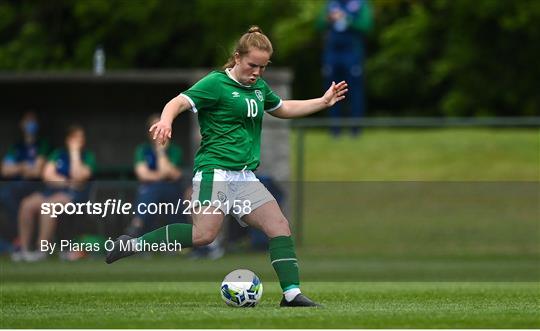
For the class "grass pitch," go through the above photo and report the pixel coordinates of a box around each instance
[2,280,538,328]
[1,256,539,328]
[292,128,539,181]
[1,128,539,328]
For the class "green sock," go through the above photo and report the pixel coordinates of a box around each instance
[139,223,193,248]
[269,236,300,291]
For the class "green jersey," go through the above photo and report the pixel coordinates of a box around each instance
[48,148,96,178]
[181,69,282,172]
[134,142,182,170]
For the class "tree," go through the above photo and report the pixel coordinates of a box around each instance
[366,0,540,116]
[1,0,539,116]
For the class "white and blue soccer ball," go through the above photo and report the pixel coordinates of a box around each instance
[220,269,263,307]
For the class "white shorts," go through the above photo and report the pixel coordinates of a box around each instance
[191,169,275,226]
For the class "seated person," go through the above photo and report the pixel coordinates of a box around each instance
[13,125,95,262]
[125,114,185,237]
[0,111,49,241]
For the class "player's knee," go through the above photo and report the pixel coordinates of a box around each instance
[193,229,218,246]
[19,195,39,216]
[265,216,291,237]
[19,195,34,208]
[196,234,217,246]
[278,222,292,236]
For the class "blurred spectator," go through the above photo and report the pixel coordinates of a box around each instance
[12,125,95,262]
[0,111,49,241]
[125,114,186,238]
[317,0,374,136]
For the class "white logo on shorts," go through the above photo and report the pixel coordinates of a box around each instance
[217,191,227,203]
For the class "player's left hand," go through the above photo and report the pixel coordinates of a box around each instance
[322,81,348,107]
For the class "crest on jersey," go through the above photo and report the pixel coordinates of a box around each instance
[255,90,263,102]
[232,91,240,98]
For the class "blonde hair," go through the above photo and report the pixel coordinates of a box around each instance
[222,26,273,69]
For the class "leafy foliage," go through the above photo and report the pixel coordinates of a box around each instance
[1,0,538,116]
[366,0,540,116]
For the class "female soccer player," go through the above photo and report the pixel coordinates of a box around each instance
[107,26,348,307]
[16,125,95,262]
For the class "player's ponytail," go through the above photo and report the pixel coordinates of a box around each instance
[247,26,263,34]
[222,25,273,69]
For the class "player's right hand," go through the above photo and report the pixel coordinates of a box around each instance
[149,120,172,145]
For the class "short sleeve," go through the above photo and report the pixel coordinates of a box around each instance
[167,144,183,167]
[262,80,282,113]
[180,73,221,113]
[134,144,146,166]
[37,140,50,157]
[48,149,61,162]
[2,145,17,164]
[83,151,96,173]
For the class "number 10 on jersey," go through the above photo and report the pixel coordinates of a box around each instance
[245,98,258,118]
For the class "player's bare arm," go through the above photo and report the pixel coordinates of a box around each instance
[155,146,182,180]
[1,162,22,178]
[134,163,164,182]
[271,81,348,119]
[20,157,45,179]
[68,144,91,182]
[150,95,192,145]
[42,162,68,187]
[69,153,91,182]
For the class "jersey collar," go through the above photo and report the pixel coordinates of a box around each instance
[225,68,254,88]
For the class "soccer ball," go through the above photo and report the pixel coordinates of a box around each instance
[220,269,263,307]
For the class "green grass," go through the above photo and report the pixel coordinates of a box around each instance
[288,128,540,260]
[298,182,540,257]
[1,128,539,328]
[1,255,539,328]
[1,254,538,283]
[292,128,539,181]
[1,280,538,328]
